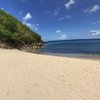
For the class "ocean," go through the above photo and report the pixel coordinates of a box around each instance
[37,39,100,58]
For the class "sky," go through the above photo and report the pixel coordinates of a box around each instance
[0,0,100,41]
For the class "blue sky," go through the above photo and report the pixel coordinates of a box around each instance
[0,0,100,41]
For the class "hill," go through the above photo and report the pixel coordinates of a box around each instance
[0,9,43,51]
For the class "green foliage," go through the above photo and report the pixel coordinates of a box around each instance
[0,9,43,48]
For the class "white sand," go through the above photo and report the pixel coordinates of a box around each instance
[0,49,100,100]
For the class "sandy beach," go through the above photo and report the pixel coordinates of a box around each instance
[0,49,100,100]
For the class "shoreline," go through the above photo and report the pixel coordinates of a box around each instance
[1,48,100,60]
[35,51,100,61]
[1,48,100,61]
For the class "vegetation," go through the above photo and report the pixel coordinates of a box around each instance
[0,9,43,50]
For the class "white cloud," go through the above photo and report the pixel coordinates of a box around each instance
[22,13,39,31]
[23,13,32,22]
[25,23,33,29]
[58,34,67,40]
[91,20,100,25]
[24,22,39,31]
[84,5,100,13]
[90,30,100,35]
[32,24,39,31]
[58,15,71,21]
[43,11,50,15]
[97,20,100,24]
[54,11,59,16]
[53,8,60,16]
[66,15,71,19]
[65,0,75,10]
[56,30,61,33]
[0,8,4,10]
[44,8,60,16]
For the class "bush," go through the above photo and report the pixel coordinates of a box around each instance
[0,9,43,49]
